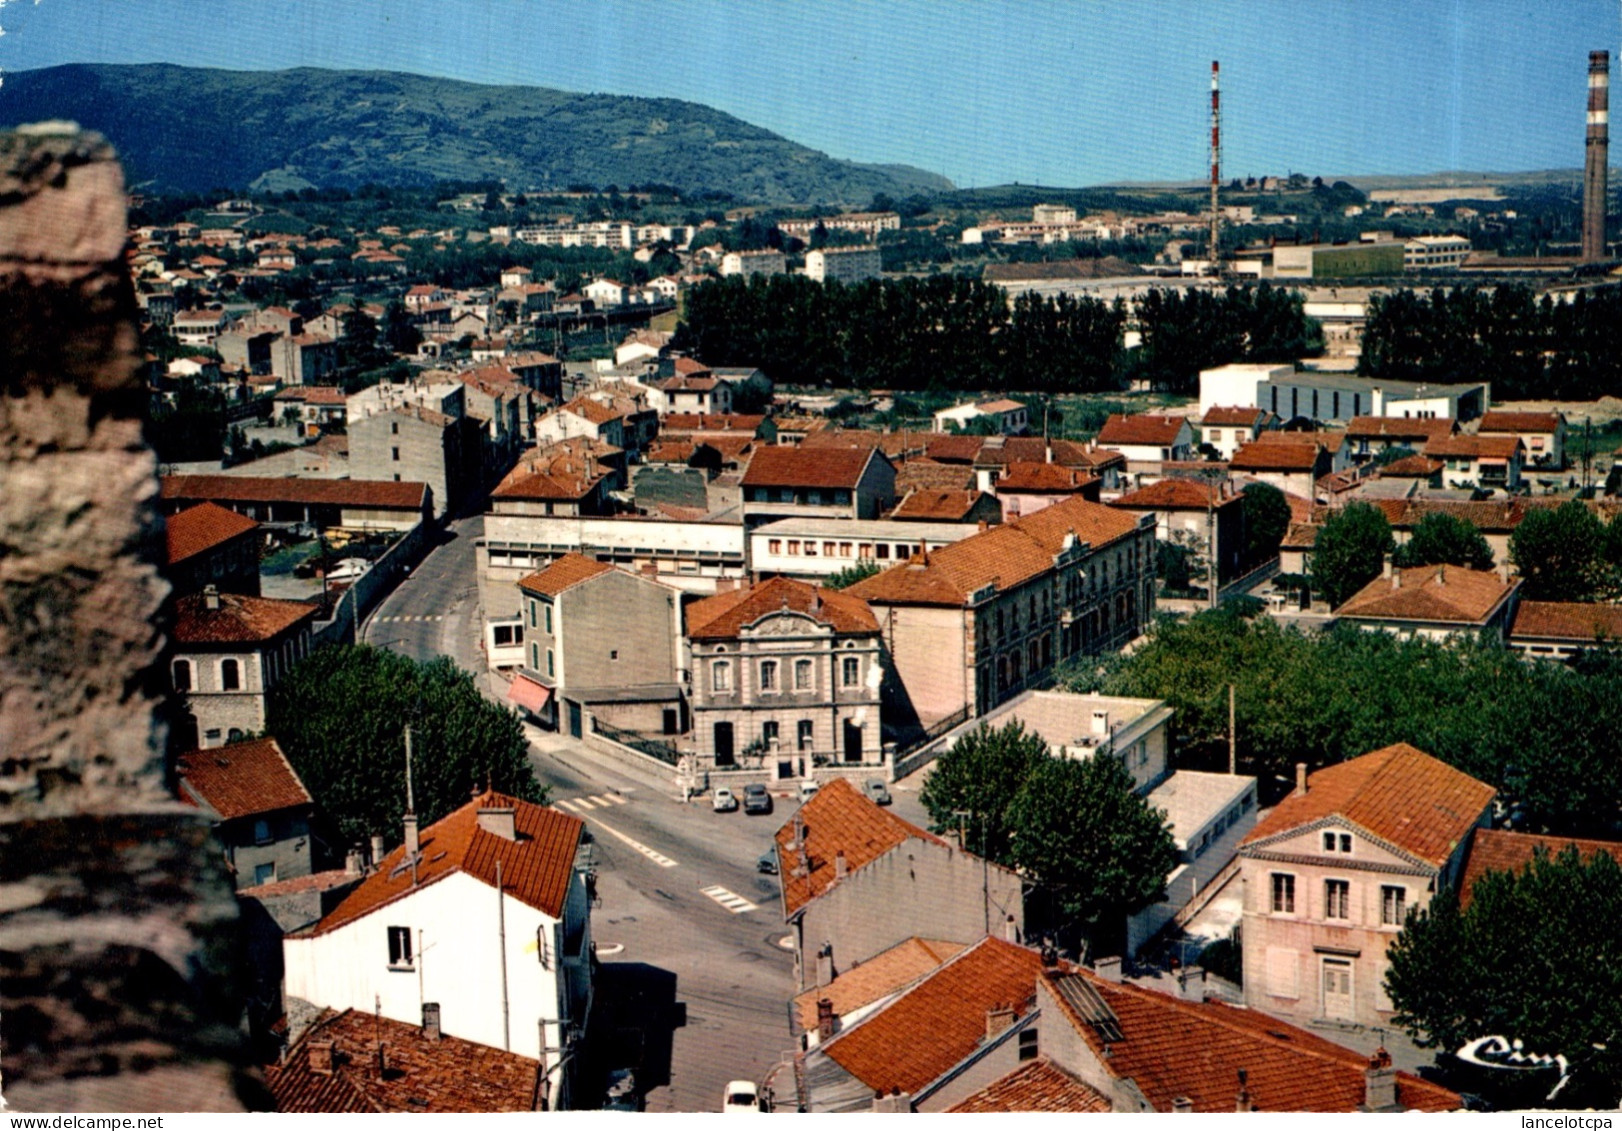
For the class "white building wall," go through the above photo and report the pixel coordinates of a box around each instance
[283,870,571,1066]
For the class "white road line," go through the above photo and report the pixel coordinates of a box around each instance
[700,885,758,914]
[554,798,583,812]
[587,816,679,868]
[603,794,628,805]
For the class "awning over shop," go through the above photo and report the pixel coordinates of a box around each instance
[508,673,554,715]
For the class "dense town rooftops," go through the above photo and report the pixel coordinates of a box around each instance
[1242,743,1495,867]
[890,489,996,521]
[1458,828,1622,908]
[685,576,878,641]
[740,445,883,490]
[791,936,967,1033]
[1096,413,1191,447]
[1477,410,1563,433]
[774,778,948,917]
[1509,599,1622,642]
[177,737,311,821]
[516,553,616,598]
[161,475,430,511]
[1112,479,1242,510]
[1345,416,1456,442]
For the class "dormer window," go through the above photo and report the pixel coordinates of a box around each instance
[1322,831,1352,853]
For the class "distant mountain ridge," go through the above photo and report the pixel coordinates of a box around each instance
[0,63,953,205]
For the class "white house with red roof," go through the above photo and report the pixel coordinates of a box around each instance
[1238,744,1494,1030]
[1477,409,1565,470]
[1094,414,1195,483]
[283,791,593,1110]
[1198,406,1277,459]
[931,398,1031,436]
[178,736,315,889]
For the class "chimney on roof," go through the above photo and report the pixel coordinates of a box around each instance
[1091,708,1110,738]
[1391,567,1401,590]
[1436,563,1445,585]
[1235,1068,1253,1113]
[422,1002,442,1042]
[307,1039,334,1076]
[370,834,387,870]
[1172,1097,1194,1114]
[871,1089,912,1114]
[478,804,518,841]
[1095,955,1123,983]
[1296,762,1309,795]
[1363,1047,1398,1111]
[985,1005,1018,1041]
[345,846,365,876]
[203,583,221,611]
[816,998,838,1042]
[1006,914,1021,944]
[815,941,835,988]
[834,850,848,879]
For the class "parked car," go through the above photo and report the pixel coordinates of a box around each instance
[722,1080,761,1114]
[756,847,780,875]
[742,783,773,815]
[864,779,892,806]
[712,786,738,813]
[798,779,820,803]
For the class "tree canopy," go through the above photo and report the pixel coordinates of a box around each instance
[1241,482,1291,567]
[1311,501,1395,608]
[823,559,882,590]
[1510,499,1606,601]
[1385,846,1622,1109]
[1063,609,1622,837]
[919,721,1047,863]
[266,645,545,848]
[1392,512,1494,571]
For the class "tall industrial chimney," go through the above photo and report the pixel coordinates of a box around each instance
[1584,50,1610,262]
[1209,61,1222,273]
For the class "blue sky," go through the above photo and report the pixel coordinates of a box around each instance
[0,0,1616,188]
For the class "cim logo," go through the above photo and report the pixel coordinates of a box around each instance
[1456,1035,1571,1101]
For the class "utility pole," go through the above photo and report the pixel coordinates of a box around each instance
[1228,683,1237,775]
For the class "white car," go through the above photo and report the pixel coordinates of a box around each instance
[722,1080,761,1114]
[712,787,739,813]
[798,779,820,803]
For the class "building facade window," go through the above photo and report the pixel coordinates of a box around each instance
[544,604,553,633]
[763,720,779,746]
[1325,879,1351,920]
[1271,872,1296,914]
[842,656,861,687]
[798,719,814,750]
[220,658,241,691]
[1322,831,1352,853]
[759,660,779,691]
[712,660,732,692]
[253,818,272,845]
[173,658,192,692]
[546,649,555,677]
[1018,1028,1039,1061]
[794,659,813,690]
[1380,884,1407,926]
[387,926,413,969]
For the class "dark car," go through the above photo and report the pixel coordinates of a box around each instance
[742,783,773,815]
[757,847,780,874]
[864,779,892,806]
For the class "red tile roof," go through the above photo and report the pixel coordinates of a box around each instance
[997,462,1097,493]
[1242,743,1494,867]
[799,428,922,458]
[774,778,948,916]
[1280,521,1319,549]
[949,1058,1111,1113]
[686,576,878,640]
[670,356,711,377]
[516,553,615,597]
[922,434,986,464]
[1096,413,1190,447]
[1377,454,1443,477]
[1200,406,1269,427]
[741,445,881,490]
[659,413,765,433]
[265,1008,540,1112]
[1229,441,1323,472]
[1425,434,1523,460]
[1478,410,1562,434]
[891,489,995,521]
[894,461,975,492]
[1042,969,1459,1112]
[1112,479,1242,511]
[561,396,624,425]
[161,475,429,511]
[1459,828,1622,908]
[173,590,318,644]
[792,937,966,1032]
[820,938,1045,1097]
[1345,416,1456,442]
[176,737,311,820]
[1334,563,1518,625]
[164,502,258,565]
[1510,600,1622,643]
[849,495,1142,607]
[299,792,583,936]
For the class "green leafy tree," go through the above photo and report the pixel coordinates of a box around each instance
[1008,754,1178,941]
[1240,481,1291,566]
[1511,499,1604,601]
[1391,512,1494,571]
[267,645,545,848]
[1370,444,1419,468]
[1384,847,1622,1109]
[824,559,881,590]
[1312,502,1395,608]
[919,721,1047,863]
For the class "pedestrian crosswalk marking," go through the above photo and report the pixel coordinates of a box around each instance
[374,614,444,624]
[700,885,757,914]
[552,794,628,813]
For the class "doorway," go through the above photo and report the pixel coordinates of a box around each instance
[842,720,863,763]
[714,721,735,767]
[1321,957,1354,1021]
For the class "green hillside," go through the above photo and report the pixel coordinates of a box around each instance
[0,63,952,206]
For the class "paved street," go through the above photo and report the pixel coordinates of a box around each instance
[362,512,489,676]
